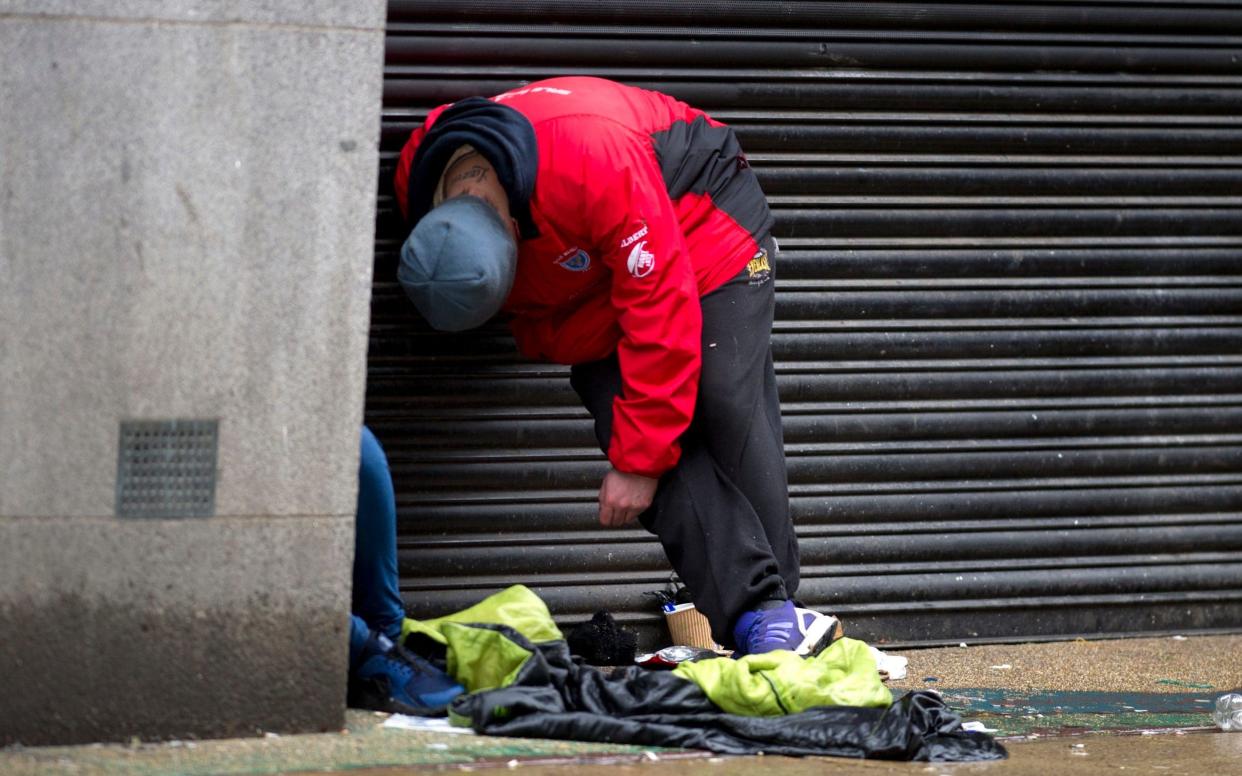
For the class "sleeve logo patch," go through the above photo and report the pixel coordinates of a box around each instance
[619,224,649,248]
[626,240,656,278]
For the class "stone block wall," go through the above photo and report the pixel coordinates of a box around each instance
[0,0,387,744]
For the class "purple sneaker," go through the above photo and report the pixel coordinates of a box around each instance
[732,601,843,658]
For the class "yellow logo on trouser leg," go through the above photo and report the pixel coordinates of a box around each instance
[746,249,772,285]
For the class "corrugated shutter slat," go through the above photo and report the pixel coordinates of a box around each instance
[371,1,1242,647]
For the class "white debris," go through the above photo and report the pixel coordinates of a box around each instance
[961,721,998,733]
[382,715,475,735]
[869,646,908,681]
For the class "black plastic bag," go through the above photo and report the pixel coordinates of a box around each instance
[451,631,1005,762]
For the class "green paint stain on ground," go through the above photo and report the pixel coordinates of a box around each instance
[1156,679,1215,690]
[940,689,1215,716]
[970,712,1214,737]
[939,689,1217,737]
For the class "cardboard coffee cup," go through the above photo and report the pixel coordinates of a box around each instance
[662,602,724,652]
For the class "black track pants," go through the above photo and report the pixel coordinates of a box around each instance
[570,260,799,646]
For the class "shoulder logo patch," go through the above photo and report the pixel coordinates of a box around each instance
[626,240,656,278]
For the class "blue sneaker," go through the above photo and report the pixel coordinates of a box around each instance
[348,631,464,716]
[731,601,843,658]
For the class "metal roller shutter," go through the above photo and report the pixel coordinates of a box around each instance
[369,1,1242,647]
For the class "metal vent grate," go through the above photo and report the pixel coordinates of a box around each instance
[116,419,218,518]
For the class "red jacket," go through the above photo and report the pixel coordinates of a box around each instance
[396,77,773,477]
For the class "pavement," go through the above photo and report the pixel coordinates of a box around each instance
[4,633,1241,775]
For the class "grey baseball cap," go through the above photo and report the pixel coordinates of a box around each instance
[398,195,518,332]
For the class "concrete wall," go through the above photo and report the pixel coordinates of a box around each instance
[0,1,387,745]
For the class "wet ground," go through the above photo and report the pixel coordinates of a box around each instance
[885,633,1242,737]
[887,633,1241,694]
[5,634,1241,775]
[329,732,1242,776]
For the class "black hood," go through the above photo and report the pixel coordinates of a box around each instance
[406,97,539,239]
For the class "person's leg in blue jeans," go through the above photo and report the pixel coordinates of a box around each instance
[352,426,406,645]
[347,426,462,714]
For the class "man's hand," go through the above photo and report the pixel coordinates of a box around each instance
[598,468,659,527]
